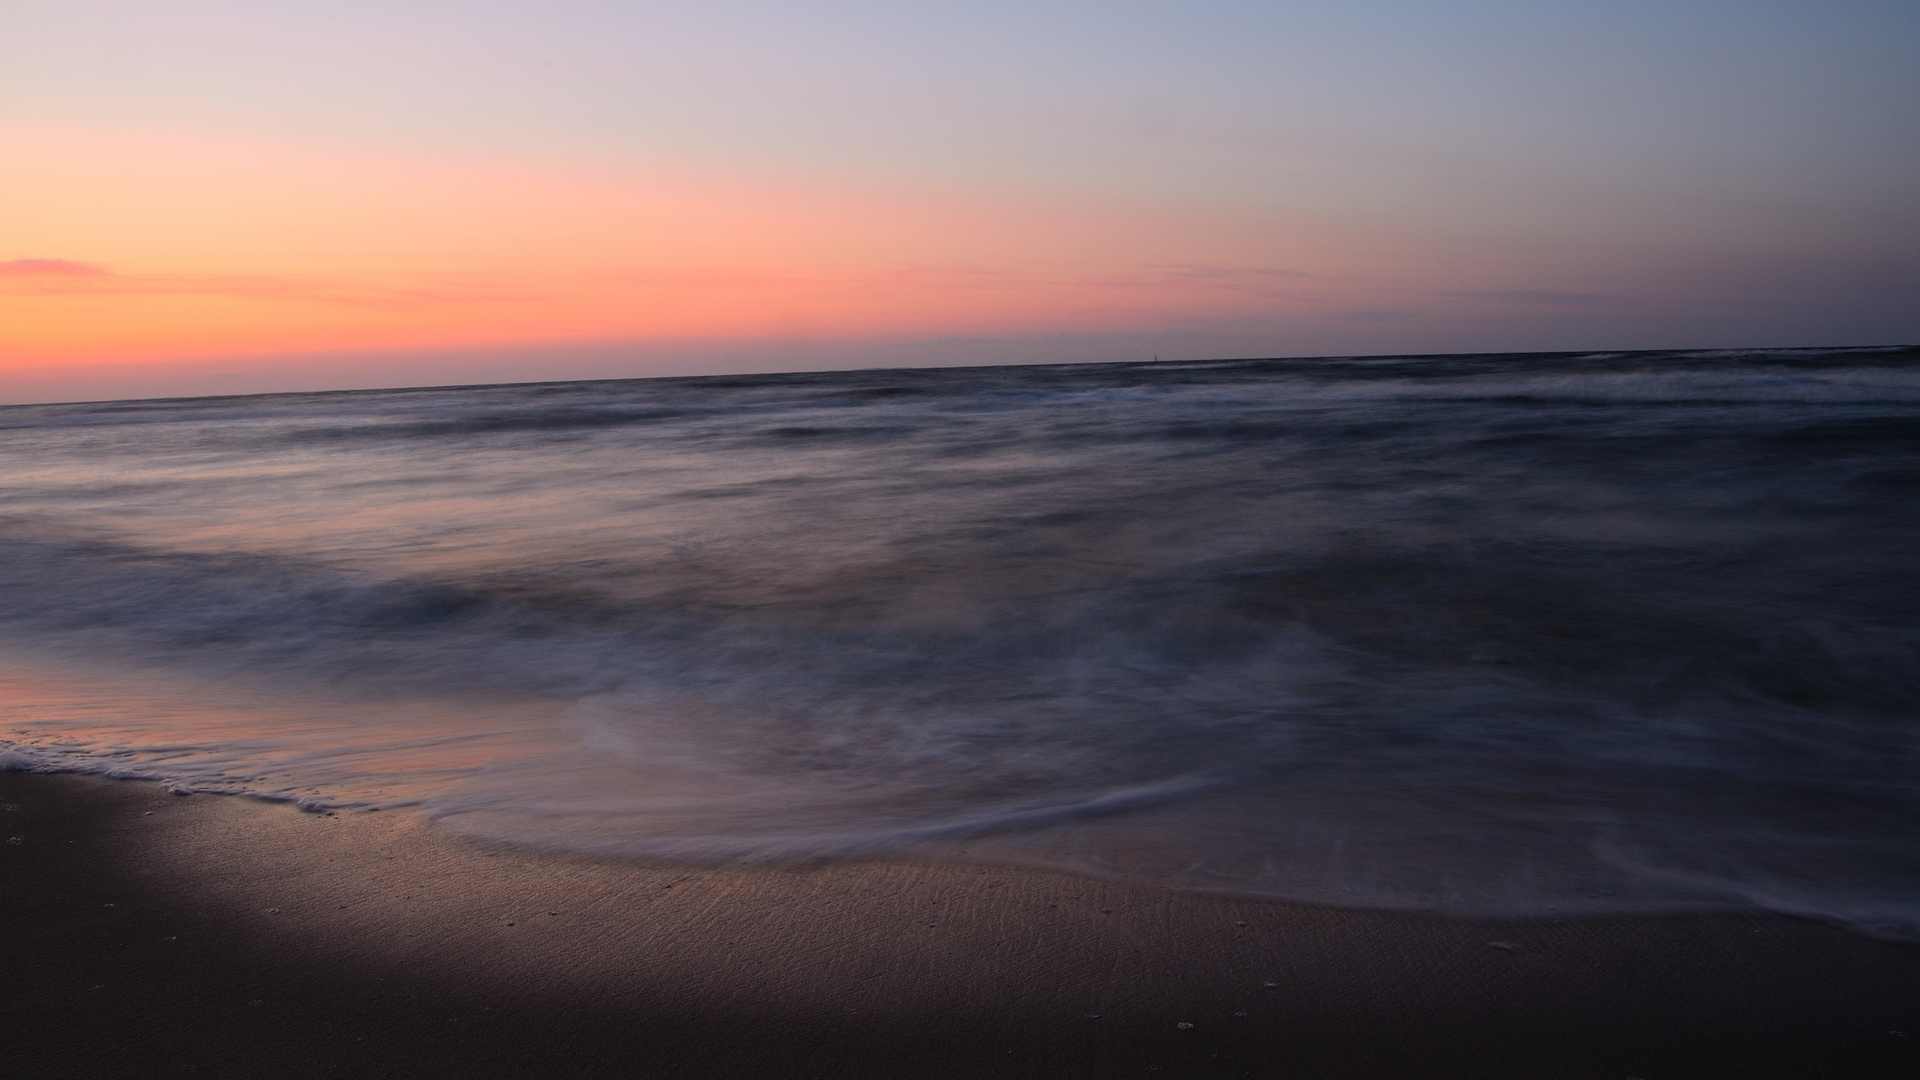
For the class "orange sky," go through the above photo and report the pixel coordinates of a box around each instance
[3,128,1407,377]
[4,3,1913,402]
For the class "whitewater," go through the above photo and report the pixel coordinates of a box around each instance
[3,348,1916,937]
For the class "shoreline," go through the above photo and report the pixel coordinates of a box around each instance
[4,769,1916,1078]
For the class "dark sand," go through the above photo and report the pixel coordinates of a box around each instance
[3,771,1915,1079]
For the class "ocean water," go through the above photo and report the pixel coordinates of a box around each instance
[3,348,1917,936]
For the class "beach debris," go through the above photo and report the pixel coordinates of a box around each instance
[1100,907,1113,913]
[1235,921,1248,927]
[144,811,153,816]
[1177,1022,1194,1030]
[1085,1014,1101,1020]
[505,921,515,926]
[1486,941,1521,951]
[267,908,281,914]
[1234,1011,1248,1018]
[548,910,558,915]
[4,836,20,845]
[1263,982,1277,989]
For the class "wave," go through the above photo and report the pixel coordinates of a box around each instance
[2,347,1916,936]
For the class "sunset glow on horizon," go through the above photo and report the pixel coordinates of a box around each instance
[4,1,1916,402]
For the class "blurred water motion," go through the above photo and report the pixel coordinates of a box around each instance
[2,348,1916,936]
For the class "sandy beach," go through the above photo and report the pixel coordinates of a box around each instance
[2,769,1914,1079]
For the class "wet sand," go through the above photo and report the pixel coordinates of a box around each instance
[3,769,1915,1079]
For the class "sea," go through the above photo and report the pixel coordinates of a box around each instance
[2,348,1916,937]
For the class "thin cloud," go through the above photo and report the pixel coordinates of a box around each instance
[1446,289,1631,307]
[0,258,109,278]
[0,267,541,310]
[1159,264,1314,283]
[879,265,1020,288]
[1080,264,1329,302]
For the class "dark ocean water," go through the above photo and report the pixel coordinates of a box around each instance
[2,348,1916,936]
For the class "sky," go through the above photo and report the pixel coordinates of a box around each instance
[3,0,1917,403]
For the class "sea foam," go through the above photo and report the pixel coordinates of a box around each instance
[3,348,1916,936]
